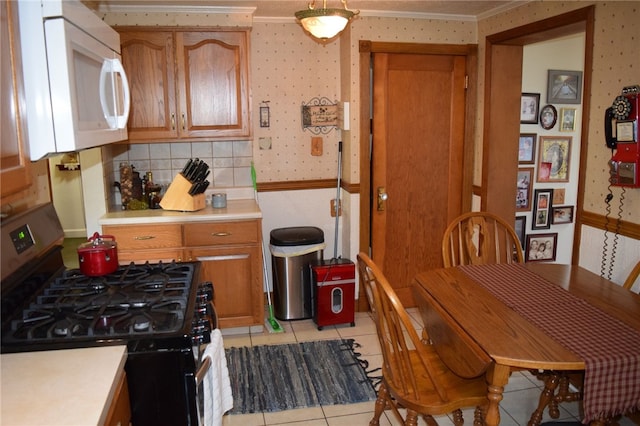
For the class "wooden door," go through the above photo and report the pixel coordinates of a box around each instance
[176,31,251,139]
[119,30,177,140]
[371,52,467,306]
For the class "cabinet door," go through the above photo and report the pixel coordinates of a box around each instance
[119,30,178,140]
[176,31,251,139]
[104,372,131,426]
[1,0,31,199]
[188,245,263,329]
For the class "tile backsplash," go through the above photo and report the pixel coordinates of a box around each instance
[110,140,254,188]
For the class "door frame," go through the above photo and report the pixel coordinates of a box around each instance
[357,41,478,309]
[482,6,595,264]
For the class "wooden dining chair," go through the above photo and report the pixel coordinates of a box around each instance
[623,259,640,292]
[357,253,488,426]
[441,212,524,267]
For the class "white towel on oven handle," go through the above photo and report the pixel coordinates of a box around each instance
[203,329,233,426]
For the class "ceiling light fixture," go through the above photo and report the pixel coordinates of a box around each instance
[295,0,359,41]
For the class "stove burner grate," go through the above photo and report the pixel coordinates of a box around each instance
[3,262,195,344]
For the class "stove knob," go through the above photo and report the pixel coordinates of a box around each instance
[194,304,208,317]
[190,328,211,345]
[195,293,209,304]
[197,282,214,301]
[192,319,210,334]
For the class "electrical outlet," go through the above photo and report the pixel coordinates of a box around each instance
[311,137,323,156]
[330,199,342,217]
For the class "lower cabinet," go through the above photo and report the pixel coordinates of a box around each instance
[105,372,131,426]
[187,245,263,329]
[102,219,264,329]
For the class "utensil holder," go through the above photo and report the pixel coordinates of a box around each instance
[159,174,206,212]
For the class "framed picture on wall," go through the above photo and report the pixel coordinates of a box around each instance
[560,108,577,132]
[516,168,534,212]
[537,136,571,182]
[519,133,537,164]
[539,104,558,130]
[515,216,526,248]
[521,93,540,124]
[532,188,553,230]
[525,233,558,262]
[547,69,583,104]
[551,205,574,224]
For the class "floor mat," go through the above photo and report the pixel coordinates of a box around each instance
[225,339,377,414]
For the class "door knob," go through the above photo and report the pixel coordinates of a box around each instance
[377,187,388,211]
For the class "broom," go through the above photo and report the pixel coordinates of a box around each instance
[251,162,283,333]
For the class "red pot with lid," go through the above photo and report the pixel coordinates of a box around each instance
[78,232,119,276]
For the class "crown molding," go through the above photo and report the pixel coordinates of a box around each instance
[359,9,476,22]
[97,4,256,15]
[97,2,532,22]
[254,10,477,23]
[477,1,532,20]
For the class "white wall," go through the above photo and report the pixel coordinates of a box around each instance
[520,33,584,265]
[579,225,640,289]
[48,155,85,238]
[79,148,109,237]
[257,188,360,294]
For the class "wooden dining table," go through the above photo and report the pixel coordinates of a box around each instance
[412,263,640,426]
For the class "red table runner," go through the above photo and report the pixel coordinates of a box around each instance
[459,263,640,422]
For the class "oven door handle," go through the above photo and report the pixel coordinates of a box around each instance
[195,355,211,387]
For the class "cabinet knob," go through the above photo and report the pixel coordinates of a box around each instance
[133,235,155,240]
[181,113,186,130]
[171,113,176,130]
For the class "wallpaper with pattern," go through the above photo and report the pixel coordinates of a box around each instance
[101,3,639,222]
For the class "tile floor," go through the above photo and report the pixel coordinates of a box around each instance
[220,309,622,426]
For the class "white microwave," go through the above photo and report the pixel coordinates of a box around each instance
[18,0,130,161]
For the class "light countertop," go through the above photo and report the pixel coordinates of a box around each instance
[99,199,262,226]
[1,346,128,426]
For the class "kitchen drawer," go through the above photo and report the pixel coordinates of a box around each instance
[103,224,182,250]
[184,220,259,246]
[118,249,185,265]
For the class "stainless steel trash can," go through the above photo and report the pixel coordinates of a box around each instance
[270,226,325,320]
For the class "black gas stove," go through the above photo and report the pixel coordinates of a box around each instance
[1,204,216,426]
[2,261,207,348]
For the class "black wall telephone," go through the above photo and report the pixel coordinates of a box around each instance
[605,85,640,187]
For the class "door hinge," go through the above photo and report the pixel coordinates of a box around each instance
[465,75,469,89]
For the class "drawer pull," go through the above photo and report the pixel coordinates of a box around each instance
[211,232,231,237]
[133,235,156,240]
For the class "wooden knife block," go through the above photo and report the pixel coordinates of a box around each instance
[159,174,206,212]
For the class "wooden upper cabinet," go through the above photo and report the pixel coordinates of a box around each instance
[118,28,251,142]
[120,31,177,140]
[1,0,32,200]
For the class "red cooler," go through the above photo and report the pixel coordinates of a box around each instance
[311,259,355,330]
